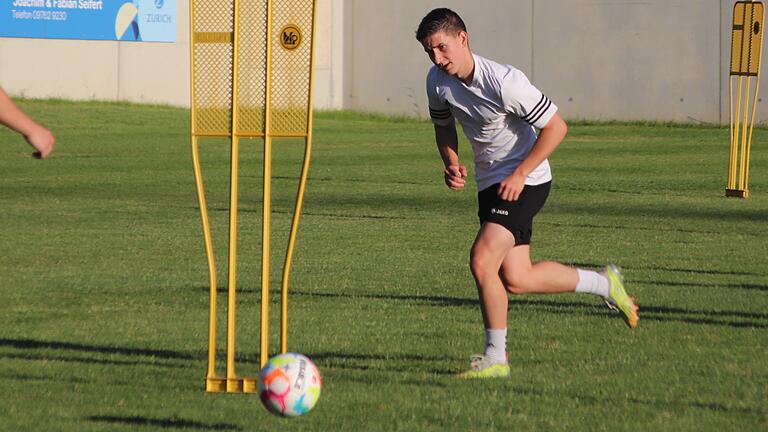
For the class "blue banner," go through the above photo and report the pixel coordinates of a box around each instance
[0,0,176,42]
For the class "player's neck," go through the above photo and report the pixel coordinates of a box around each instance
[458,52,475,86]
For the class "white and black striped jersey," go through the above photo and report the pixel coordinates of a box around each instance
[426,53,557,190]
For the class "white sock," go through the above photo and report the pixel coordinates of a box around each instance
[575,268,610,299]
[484,328,507,364]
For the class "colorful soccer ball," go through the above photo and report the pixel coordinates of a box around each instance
[258,352,322,417]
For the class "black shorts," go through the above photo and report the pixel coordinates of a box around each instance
[477,181,551,246]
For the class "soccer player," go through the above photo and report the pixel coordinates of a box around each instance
[0,87,56,159]
[416,8,639,378]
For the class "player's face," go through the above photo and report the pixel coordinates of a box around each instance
[421,30,470,77]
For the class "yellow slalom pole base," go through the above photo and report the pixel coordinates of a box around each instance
[205,377,227,393]
[725,188,750,198]
[205,377,257,394]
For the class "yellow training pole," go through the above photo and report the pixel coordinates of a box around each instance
[225,133,240,392]
[739,76,751,192]
[225,0,247,393]
[190,0,231,393]
[191,135,220,389]
[260,0,275,369]
[261,136,273,369]
[280,0,318,354]
[731,77,742,190]
[745,76,761,191]
[728,77,735,189]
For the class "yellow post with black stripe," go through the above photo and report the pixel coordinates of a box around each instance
[728,1,764,198]
[190,0,318,393]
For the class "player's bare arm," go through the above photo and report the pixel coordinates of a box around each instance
[0,87,56,159]
[434,122,467,190]
[497,112,568,201]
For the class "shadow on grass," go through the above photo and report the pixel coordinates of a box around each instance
[549,200,768,224]
[0,338,197,360]
[508,385,761,416]
[638,279,768,292]
[0,336,335,372]
[0,352,189,369]
[308,351,456,378]
[563,261,764,277]
[87,415,240,431]
[288,290,768,330]
[198,284,768,329]
[0,338,204,370]
[546,221,720,235]
[200,285,477,306]
[510,298,768,329]
[290,289,476,308]
[201,206,409,220]
[0,371,89,384]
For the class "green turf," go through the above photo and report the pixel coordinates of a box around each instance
[1,100,766,431]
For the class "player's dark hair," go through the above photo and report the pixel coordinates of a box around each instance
[415,8,467,42]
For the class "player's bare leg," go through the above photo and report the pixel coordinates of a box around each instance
[460,222,639,377]
[469,223,514,330]
[499,244,579,295]
[459,222,514,378]
[499,234,639,328]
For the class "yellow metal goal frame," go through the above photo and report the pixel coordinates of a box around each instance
[189,0,317,393]
[728,1,764,198]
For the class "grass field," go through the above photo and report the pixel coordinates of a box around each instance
[1,99,766,431]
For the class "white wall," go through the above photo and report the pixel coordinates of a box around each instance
[347,0,744,123]
[533,0,722,122]
[0,0,762,123]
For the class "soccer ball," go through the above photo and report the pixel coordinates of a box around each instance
[258,352,322,417]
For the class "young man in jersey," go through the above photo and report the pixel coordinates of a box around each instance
[416,8,639,378]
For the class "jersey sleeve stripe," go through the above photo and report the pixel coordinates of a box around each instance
[527,99,552,125]
[520,94,547,122]
[429,107,452,119]
[519,94,545,122]
[520,95,552,126]
[430,113,452,120]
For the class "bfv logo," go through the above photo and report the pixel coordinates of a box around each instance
[279,24,302,50]
[283,31,298,46]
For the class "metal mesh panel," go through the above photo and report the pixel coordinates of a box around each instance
[269,0,314,136]
[731,2,765,76]
[236,0,268,136]
[192,0,235,135]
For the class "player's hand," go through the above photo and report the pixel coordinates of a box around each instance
[25,125,56,159]
[498,172,526,201]
[444,164,467,190]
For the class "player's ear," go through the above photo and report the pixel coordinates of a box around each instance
[458,30,469,47]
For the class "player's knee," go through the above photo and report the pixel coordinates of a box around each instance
[469,249,494,280]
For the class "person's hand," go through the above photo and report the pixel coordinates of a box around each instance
[444,164,467,190]
[498,171,526,201]
[25,124,56,159]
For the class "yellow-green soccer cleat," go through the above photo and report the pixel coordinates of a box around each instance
[603,264,639,329]
[457,354,510,379]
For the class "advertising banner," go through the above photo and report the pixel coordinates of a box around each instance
[0,0,176,42]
